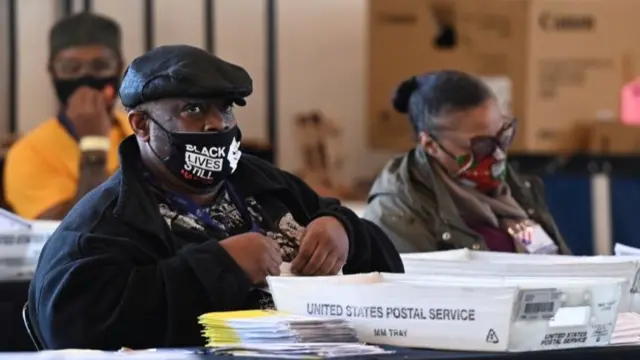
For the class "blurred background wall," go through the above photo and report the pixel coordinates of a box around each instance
[2,0,397,184]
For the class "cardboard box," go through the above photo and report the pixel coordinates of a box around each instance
[294,112,351,198]
[367,0,640,153]
[584,122,640,155]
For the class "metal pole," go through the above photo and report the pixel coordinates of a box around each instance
[204,0,215,53]
[143,0,155,51]
[7,0,17,133]
[266,0,277,162]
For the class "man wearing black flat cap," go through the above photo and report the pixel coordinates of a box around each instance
[29,45,404,350]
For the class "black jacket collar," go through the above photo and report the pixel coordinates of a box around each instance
[112,135,286,237]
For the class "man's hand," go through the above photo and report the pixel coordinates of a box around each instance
[66,86,113,138]
[219,232,282,285]
[291,216,348,276]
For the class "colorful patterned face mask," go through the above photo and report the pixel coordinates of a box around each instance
[454,151,507,193]
[431,119,516,193]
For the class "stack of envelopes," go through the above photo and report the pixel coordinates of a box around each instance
[198,310,359,347]
[611,312,640,345]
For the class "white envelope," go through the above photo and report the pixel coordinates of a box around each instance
[0,220,60,281]
[615,243,640,256]
[267,273,625,352]
[278,262,343,276]
[0,208,31,231]
[401,250,640,312]
[402,249,631,263]
[401,248,471,261]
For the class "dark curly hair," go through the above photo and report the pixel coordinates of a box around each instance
[392,70,493,135]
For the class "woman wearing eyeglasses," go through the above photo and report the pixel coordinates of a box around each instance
[362,70,571,255]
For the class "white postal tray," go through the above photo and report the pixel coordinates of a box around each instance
[268,273,625,352]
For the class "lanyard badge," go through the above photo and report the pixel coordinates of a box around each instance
[142,164,260,234]
[508,219,558,254]
[168,183,261,234]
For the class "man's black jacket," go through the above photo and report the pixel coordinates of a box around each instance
[29,136,403,350]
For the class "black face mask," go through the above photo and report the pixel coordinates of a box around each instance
[148,119,243,193]
[53,76,120,105]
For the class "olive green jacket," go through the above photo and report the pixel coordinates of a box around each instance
[362,148,571,255]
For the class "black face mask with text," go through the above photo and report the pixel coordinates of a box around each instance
[53,76,120,105]
[148,119,243,193]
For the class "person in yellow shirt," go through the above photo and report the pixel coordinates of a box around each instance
[4,12,132,220]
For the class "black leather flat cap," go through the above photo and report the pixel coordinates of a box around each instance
[119,45,252,108]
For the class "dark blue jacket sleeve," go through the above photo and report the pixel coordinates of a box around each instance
[31,230,252,350]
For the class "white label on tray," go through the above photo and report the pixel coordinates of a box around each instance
[515,289,562,321]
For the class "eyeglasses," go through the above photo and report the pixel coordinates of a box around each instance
[466,119,517,160]
[52,57,120,79]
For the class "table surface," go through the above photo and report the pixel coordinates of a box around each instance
[121,345,640,359]
[1,346,638,360]
[190,345,640,360]
[381,345,640,359]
